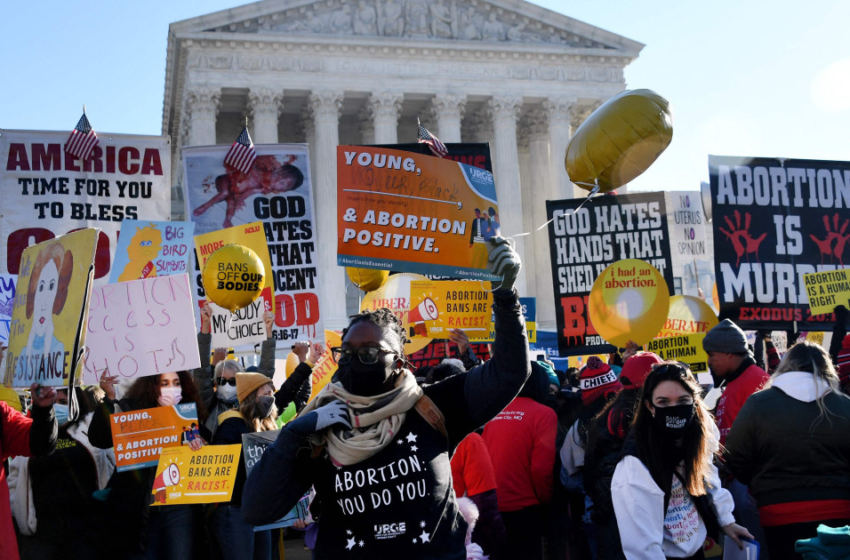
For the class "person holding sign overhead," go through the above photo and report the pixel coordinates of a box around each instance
[243,237,526,559]
[89,371,208,560]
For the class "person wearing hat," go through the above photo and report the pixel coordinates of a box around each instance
[702,318,770,445]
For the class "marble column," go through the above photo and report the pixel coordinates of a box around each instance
[308,90,346,329]
[368,92,403,144]
[464,110,492,144]
[185,86,220,146]
[247,87,283,144]
[569,101,604,197]
[358,108,375,144]
[543,97,575,202]
[487,96,527,295]
[430,95,466,143]
[300,111,317,186]
[517,121,535,300]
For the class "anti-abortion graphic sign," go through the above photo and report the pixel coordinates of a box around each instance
[0,274,15,343]
[337,146,500,280]
[82,274,200,384]
[0,130,171,281]
[110,221,195,283]
[664,191,716,308]
[183,144,322,343]
[709,156,850,330]
[547,193,674,356]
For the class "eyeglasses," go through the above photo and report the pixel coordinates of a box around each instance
[216,377,237,387]
[331,347,397,365]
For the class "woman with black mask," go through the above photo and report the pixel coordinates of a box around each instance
[242,237,528,559]
[611,363,752,559]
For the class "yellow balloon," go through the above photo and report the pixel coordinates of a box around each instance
[285,352,300,377]
[346,267,389,292]
[587,259,670,347]
[565,89,673,193]
[360,273,432,355]
[202,244,265,312]
[655,295,719,339]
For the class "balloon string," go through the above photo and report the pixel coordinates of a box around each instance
[512,183,601,238]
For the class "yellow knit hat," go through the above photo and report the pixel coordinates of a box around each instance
[236,372,273,403]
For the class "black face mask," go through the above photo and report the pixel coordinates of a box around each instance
[653,403,695,436]
[336,360,398,396]
[256,396,275,419]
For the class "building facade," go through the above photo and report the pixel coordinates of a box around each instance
[163,0,643,330]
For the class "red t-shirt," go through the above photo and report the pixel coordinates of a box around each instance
[451,432,497,498]
[1,401,34,560]
[482,396,557,512]
[716,364,769,444]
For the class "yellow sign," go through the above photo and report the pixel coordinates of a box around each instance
[803,331,825,346]
[645,333,709,373]
[587,259,670,347]
[655,295,718,339]
[151,444,241,506]
[567,354,608,370]
[360,273,431,354]
[309,330,342,402]
[803,269,850,316]
[194,222,274,303]
[408,281,492,339]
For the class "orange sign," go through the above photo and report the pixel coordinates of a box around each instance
[337,146,500,280]
[110,403,199,472]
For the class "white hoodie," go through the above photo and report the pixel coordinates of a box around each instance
[611,444,735,559]
[770,370,831,403]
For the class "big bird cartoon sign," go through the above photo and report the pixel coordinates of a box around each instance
[110,221,195,283]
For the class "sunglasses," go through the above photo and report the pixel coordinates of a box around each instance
[651,362,694,376]
[216,377,237,387]
[331,346,397,365]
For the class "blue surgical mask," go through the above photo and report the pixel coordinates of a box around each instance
[54,403,69,426]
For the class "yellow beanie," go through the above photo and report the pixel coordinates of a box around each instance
[236,372,273,403]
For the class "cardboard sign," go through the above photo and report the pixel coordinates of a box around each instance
[151,444,241,506]
[655,295,719,339]
[709,155,850,330]
[408,280,492,339]
[337,146,500,280]
[0,130,171,282]
[183,145,322,344]
[664,191,717,311]
[470,297,536,343]
[803,269,850,316]
[110,220,195,283]
[110,403,198,472]
[209,297,267,349]
[82,274,201,384]
[645,333,709,373]
[0,274,16,343]
[4,229,97,388]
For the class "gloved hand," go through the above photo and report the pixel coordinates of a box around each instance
[487,236,522,292]
[287,400,352,437]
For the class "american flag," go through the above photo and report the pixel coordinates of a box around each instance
[65,112,99,162]
[224,126,257,174]
[417,119,448,158]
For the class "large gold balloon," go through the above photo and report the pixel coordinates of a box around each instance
[346,267,389,292]
[202,244,265,313]
[565,89,673,193]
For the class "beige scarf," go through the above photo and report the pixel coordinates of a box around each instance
[299,369,423,466]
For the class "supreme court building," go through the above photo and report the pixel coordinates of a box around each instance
[163,0,643,331]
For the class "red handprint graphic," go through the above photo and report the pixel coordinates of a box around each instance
[810,213,850,265]
[719,210,767,267]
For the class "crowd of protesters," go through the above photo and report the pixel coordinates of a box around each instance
[1,235,850,560]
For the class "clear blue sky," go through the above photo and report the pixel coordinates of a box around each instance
[2,0,848,192]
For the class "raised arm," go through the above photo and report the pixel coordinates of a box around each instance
[257,311,278,378]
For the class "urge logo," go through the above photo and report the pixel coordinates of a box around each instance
[374,522,406,540]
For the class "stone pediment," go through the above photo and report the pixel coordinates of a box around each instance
[170,0,642,53]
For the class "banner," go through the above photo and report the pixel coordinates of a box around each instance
[183,144,322,343]
[547,193,674,356]
[471,297,537,344]
[337,146,500,280]
[0,274,15,343]
[4,229,97,388]
[110,220,195,283]
[407,340,491,371]
[803,269,850,316]
[664,191,717,310]
[371,143,492,172]
[110,403,198,472]
[408,280,492,339]
[645,333,709,373]
[709,155,850,330]
[82,274,201,385]
[1,130,171,281]
[151,444,241,506]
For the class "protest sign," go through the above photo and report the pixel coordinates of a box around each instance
[407,340,491,371]
[183,145,322,343]
[110,403,198,472]
[408,280,492,339]
[209,298,267,349]
[309,330,341,401]
[471,297,537,344]
[360,273,432,355]
[82,274,200,384]
[151,444,241,506]
[664,191,717,311]
[709,156,850,330]
[803,269,850,316]
[567,355,609,370]
[645,333,709,373]
[0,274,15,343]
[655,295,719,339]
[4,229,97,388]
[337,146,500,280]
[371,143,492,172]
[110,220,195,283]
[547,193,674,356]
[1,130,170,281]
